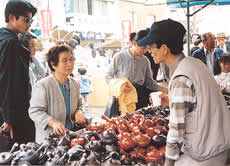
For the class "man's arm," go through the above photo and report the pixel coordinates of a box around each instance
[0,40,17,124]
[165,76,195,166]
[104,54,118,84]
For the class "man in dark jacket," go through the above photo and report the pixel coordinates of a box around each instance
[192,32,224,75]
[0,0,37,144]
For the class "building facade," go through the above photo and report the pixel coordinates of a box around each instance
[0,0,167,45]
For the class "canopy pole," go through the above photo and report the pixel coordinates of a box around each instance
[187,0,190,56]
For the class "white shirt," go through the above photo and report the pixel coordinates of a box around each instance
[204,47,215,74]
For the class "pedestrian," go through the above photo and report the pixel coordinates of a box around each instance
[138,19,230,166]
[192,32,224,74]
[18,32,47,86]
[216,32,227,52]
[105,29,167,109]
[29,44,86,143]
[78,67,91,112]
[0,0,37,144]
[214,53,230,94]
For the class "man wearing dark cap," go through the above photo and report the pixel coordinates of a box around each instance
[0,0,37,144]
[138,19,230,166]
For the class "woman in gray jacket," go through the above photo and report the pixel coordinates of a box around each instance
[29,44,86,143]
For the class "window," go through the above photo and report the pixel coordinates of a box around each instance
[94,0,109,16]
[87,0,93,15]
[75,0,88,14]
[128,11,137,31]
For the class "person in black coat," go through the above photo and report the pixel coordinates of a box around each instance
[0,0,37,144]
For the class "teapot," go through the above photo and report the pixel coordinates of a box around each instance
[41,134,57,148]
[105,145,117,152]
[104,123,117,132]
[142,119,154,128]
[70,137,85,147]
[144,127,157,137]
[13,144,44,165]
[101,130,117,145]
[152,134,166,148]
[85,140,103,152]
[119,137,136,150]
[117,132,132,140]
[130,147,146,160]
[120,154,134,165]
[145,146,162,164]
[128,122,138,132]
[0,143,19,165]
[102,151,121,166]
[67,145,85,163]
[45,153,69,166]
[87,122,104,132]
[134,134,151,147]
[84,151,101,165]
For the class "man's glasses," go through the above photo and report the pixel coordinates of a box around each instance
[23,16,33,24]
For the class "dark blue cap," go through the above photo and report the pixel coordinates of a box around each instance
[137,19,186,51]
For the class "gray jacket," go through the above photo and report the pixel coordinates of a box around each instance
[29,75,83,144]
[105,49,158,91]
[169,56,230,161]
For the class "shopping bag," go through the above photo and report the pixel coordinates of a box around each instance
[104,96,120,118]
[0,127,11,152]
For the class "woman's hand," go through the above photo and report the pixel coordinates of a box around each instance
[220,85,227,93]
[75,110,86,124]
[1,122,13,139]
[160,93,169,107]
[48,119,66,136]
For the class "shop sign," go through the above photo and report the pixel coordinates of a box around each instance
[79,31,105,40]
[73,14,114,33]
[41,9,52,41]
[121,20,132,48]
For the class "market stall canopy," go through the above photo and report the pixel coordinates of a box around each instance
[167,0,230,8]
[100,39,121,49]
[52,30,73,42]
[51,25,76,41]
[167,0,230,56]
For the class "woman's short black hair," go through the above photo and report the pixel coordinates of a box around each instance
[78,67,87,75]
[129,32,136,42]
[47,44,73,72]
[5,0,37,22]
[18,31,37,48]
[214,53,230,75]
[219,53,230,63]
